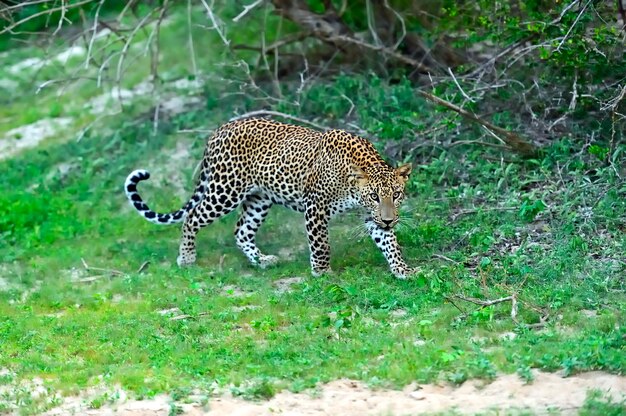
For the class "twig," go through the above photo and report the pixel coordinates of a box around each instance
[233,0,264,22]
[187,0,198,78]
[35,77,98,94]
[365,0,382,47]
[340,94,355,117]
[555,0,592,52]
[448,139,508,150]
[169,311,210,321]
[450,207,517,221]
[153,102,161,136]
[454,295,517,307]
[331,34,432,73]
[383,0,406,50]
[432,254,459,264]
[448,67,474,103]
[80,258,124,276]
[52,0,67,36]
[232,32,311,54]
[150,0,169,83]
[510,294,518,323]
[76,110,122,142]
[77,275,106,283]
[230,110,328,130]
[0,0,96,35]
[115,11,157,99]
[199,0,230,45]
[137,261,150,273]
[84,0,106,69]
[569,72,578,111]
[444,296,467,315]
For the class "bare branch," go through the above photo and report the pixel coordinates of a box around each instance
[383,0,406,50]
[187,0,198,77]
[0,0,96,35]
[52,0,68,36]
[115,10,157,96]
[199,0,230,45]
[365,0,382,47]
[555,0,592,52]
[84,0,106,69]
[233,0,265,23]
[332,34,433,73]
[232,32,311,53]
[448,67,474,103]
[417,90,538,157]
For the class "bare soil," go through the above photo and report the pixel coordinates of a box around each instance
[40,371,625,416]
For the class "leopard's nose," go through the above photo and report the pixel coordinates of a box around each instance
[382,219,393,226]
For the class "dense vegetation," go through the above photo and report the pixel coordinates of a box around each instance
[0,1,624,414]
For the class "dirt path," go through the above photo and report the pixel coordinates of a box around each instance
[42,371,625,415]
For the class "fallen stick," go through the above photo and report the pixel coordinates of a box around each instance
[80,258,124,276]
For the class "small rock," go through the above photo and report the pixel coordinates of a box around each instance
[580,309,597,318]
[499,332,517,341]
[390,309,408,318]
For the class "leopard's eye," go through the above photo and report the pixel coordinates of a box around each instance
[393,191,402,200]
[370,193,379,202]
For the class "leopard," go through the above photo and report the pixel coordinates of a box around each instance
[124,118,416,278]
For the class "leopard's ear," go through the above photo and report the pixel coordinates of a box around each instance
[395,164,412,183]
[349,165,368,186]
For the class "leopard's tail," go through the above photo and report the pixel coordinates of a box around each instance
[124,169,206,225]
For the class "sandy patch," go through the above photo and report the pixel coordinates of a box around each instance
[45,161,79,183]
[30,371,625,416]
[232,305,260,312]
[0,117,72,160]
[7,46,85,76]
[160,95,202,115]
[87,79,201,117]
[221,285,252,298]
[0,78,19,91]
[54,46,86,64]
[390,308,408,318]
[8,57,46,75]
[87,87,136,115]
[171,77,204,91]
[273,276,304,294]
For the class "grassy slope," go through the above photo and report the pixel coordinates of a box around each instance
[0,4,625,416]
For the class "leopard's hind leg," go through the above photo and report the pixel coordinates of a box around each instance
[177,180,245,266]
[234,193,278,268]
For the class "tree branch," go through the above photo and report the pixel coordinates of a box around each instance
[417,90,538,157]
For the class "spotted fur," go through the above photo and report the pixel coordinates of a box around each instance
[124,118,415,278]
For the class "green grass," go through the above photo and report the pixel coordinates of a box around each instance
[0,4,625,415]
[1,102,624,414]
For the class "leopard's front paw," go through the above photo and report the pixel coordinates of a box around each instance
[311,267,333,277]
[391,264,419,280]
[176,252,197,267]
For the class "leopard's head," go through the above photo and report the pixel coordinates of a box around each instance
[351,163,412,230]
